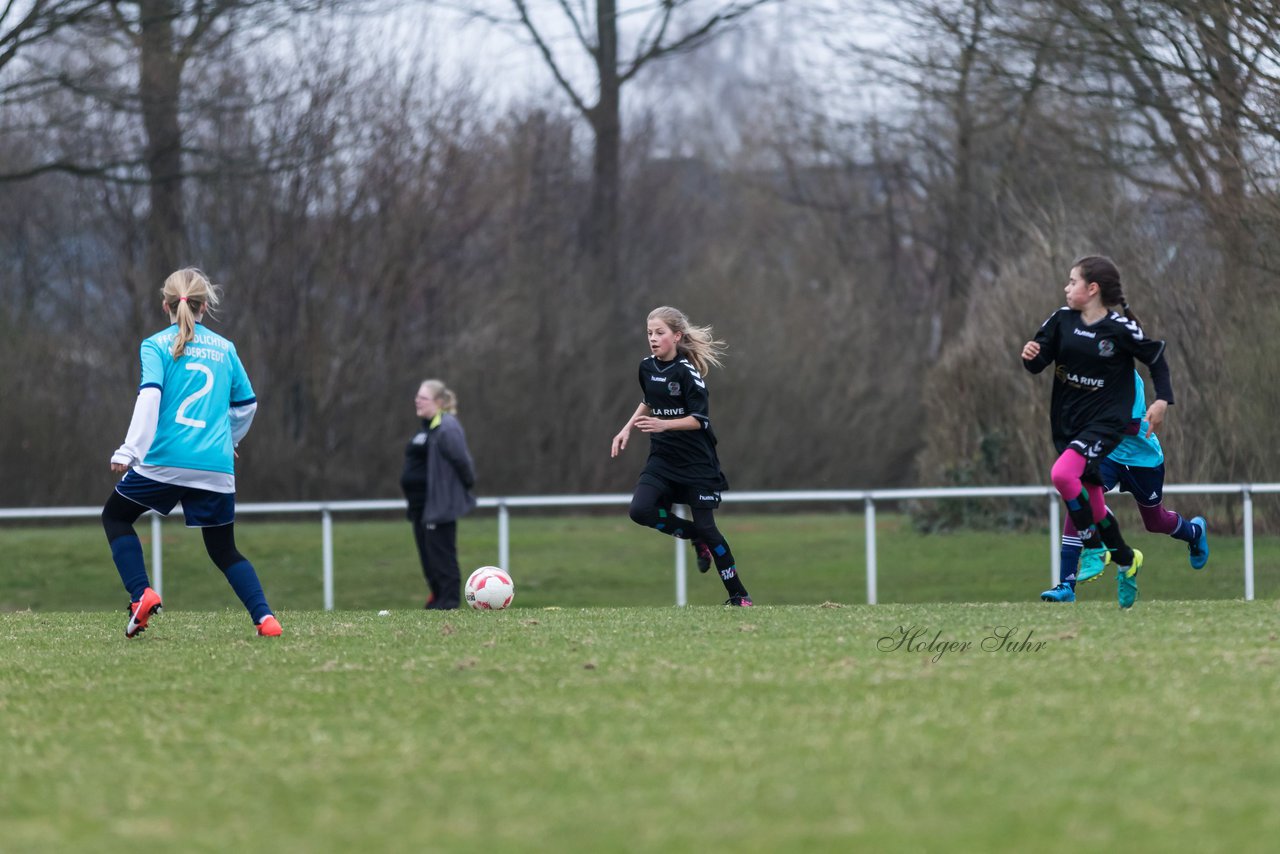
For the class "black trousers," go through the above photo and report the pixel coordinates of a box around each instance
[411,519,460,609]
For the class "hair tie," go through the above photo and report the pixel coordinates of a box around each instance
[1121,300,1129,310]
[179,296,188,302]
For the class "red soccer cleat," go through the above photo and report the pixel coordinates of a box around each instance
[256,615,283,637]
[693,540,714,574]
[125,587,163,638]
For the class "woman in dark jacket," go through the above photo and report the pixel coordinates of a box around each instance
[400,379,477,609]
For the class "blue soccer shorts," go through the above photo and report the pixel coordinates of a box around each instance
[115,470,236,527]
[1097,459,1166,508]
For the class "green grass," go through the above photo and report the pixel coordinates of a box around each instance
[2,511,1277,612]
[2,603,1280,852]
[3,512,1280,851]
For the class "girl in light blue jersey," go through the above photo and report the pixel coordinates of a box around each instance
[102,268,280,638]
[1041,370,1208,603]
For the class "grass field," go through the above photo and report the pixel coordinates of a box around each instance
[3,604,1280,852]
[3,512,1279,851]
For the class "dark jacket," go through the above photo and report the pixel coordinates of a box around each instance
[422,413,477,525]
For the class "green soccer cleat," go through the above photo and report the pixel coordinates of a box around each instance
[1117,549,1143,609]
[1076,547,1111,583]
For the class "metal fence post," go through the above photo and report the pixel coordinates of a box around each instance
[150,512,164,598]
[322,508,334,611]
[865,497,877,605]
[498,502,510,572]
[1243,485,1255,601]
[1049,493,1060,586]
[674,504,688,607]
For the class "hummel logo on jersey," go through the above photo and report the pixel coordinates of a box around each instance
[1073,328,1097,339]
[679,361,707,387]
[1070,438,1105,459]
[649,375,666,382]
[1112,312,1144,339]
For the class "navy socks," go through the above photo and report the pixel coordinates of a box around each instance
[1172,515,1200,544]
[1060,536,1082,588]
[222,560,272,624]
[109,535,151,601]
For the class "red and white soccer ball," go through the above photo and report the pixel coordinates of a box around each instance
[465,566,515,610]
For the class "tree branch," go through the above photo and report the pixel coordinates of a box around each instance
[509,0,591,116]
[620,0,771,85]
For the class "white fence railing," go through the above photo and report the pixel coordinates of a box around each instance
[2,484,1274,607]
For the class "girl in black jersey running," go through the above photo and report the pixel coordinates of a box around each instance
[1022,256,1175,609]
[610,306,752,606]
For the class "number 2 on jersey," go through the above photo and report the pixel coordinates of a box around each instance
[175,363,214,428]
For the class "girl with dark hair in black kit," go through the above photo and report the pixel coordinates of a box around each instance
[1022,256,1176,609]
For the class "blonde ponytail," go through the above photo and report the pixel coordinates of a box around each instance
[161,268,221,359]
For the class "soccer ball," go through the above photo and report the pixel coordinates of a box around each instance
[465,566,515,610]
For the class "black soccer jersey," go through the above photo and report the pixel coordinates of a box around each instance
[1025,308,1173,446]
[637,355,726,489]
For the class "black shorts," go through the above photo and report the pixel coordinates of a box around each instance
[637,471,723,509]
[1055,426,1125,486]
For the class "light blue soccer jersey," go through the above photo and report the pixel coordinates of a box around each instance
[1108,371,1163,467]
[138,324,255,474]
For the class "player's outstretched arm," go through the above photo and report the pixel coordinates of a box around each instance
[611,403,650,457]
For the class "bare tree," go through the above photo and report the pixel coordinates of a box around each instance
[1012,1,1280,269]
[1003,0,1280,478]
[4,1,355,291]
[0,1,105,78]
[823,0,1069,358]
[457,0,773,286]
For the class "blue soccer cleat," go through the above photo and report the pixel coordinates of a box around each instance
[1076,547,1111,583]
[1188,516,1209,570]
[1040,582,1075,603]
[1117,549,1143,609]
